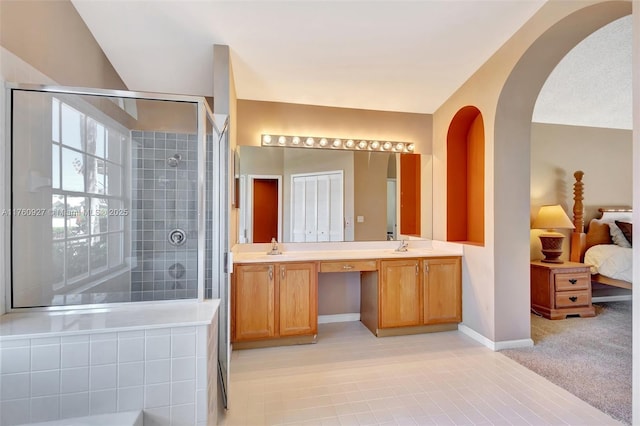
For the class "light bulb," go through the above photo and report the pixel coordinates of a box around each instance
[345,139,355,148]
[358,140,367,149]
[382,141,392,150]
[395,143,404,151]
[278,136,286,145]
[407,144,415,152]
[262,135,272,144]
[319,138,328,147]
[370,141,380,150]
[305,137,315,146]
[292,136,301,145]
[333,139,342,147]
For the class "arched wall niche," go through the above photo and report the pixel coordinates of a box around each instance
[446,106,485,245]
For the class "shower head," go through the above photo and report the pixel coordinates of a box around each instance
[167,153,182,167]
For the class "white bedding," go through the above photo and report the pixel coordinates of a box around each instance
[584,244,633,283]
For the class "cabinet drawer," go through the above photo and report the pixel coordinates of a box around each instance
[555,272,589,291]
[555,290,590,308]
[320,260,377,272]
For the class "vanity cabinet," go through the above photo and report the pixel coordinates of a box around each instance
[423,257,462,324]
[232,263,277,341]
[379,259,421,328]
[372,257,462,335]
[232,262,317,344]
[278,262,318,336]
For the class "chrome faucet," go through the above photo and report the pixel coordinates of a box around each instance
[267,237,282,255]
[395,239,409,252]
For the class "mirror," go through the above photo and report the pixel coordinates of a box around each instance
[236,146,430,243]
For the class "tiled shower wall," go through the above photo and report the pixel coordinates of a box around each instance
[130,131,198,301]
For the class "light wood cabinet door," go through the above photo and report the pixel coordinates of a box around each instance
[233,263,276,341]
[423,257,461,324]
[379,259,421,328]
[279,262,318,336]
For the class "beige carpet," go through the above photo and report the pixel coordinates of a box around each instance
[501,301,632,425]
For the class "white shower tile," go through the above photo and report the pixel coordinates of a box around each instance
[90,339,117,365]
[171,403,196,425]
[30,395,59,423]
[1,398,30,426]
[90,332,117,342]
[31,336,60,346]
[61,341,89,368]
[60,392,90,419]
[144,383,170,409]
[145,359,170,384]
[118,330,144,339]
[171,357,196,381]
[90,389,117,415]
[1,372,30,400]
[60,367,89,394]
[171,332,196,357]
[90,364,117,390]
[119,337,144,362]
[31,344,60,371]
[61,335,88,344]
[145,335,170,360]
[117,386,144,412]
[118,362,144,388]
[1,346,30,374]
[31,370,60,397]
[171,380,196,405]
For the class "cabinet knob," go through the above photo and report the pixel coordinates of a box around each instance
[268,265,273,281]
[569,279,577,285]
[569,296,578,302]
[343,265,353,270]
[281,266,285,280]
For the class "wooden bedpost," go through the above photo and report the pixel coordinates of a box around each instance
[570,170,586,262]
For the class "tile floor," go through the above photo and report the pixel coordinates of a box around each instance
[219,321,621,426]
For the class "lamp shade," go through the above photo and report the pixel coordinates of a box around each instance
[531,205,575,231]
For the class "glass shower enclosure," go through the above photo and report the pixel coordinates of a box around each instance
[6,84,231,406]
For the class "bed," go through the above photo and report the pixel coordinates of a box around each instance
[569,171,632,294]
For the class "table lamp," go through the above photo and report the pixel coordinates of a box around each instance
[531,204,575,263]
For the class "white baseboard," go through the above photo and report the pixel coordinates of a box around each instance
[458,324,534,351]
[318,313,360,324]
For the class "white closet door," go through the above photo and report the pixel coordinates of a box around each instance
[291,177,306,242]
[316,175,331,242]
[328,173,344,241]
[304,176,318,242]
[291,171,343,243]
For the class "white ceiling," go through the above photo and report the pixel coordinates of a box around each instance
[71,1,631,129]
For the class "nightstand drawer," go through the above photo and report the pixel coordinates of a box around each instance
[555,272,590,291]
[555,290,590,308]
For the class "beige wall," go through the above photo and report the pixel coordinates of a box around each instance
[0,0,126,90]
[530,122,632,261]
[433,0,631,343]
[236,99,432,152]
[354,151,391,241]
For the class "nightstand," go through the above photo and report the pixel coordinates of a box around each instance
[530,260,596,320]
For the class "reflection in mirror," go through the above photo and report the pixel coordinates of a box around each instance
[237,146,428,243]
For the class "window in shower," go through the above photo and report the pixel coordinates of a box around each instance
[50,98,126,291]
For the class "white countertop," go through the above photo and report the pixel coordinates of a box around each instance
[232,240,463,264]
[0,299,220,340]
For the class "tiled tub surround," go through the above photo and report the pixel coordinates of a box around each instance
[130,131,199,302]
[0,300,219,426]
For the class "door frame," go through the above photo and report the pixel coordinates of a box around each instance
[245,174,282,243]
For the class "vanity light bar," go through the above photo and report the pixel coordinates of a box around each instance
[261,134,415,153]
